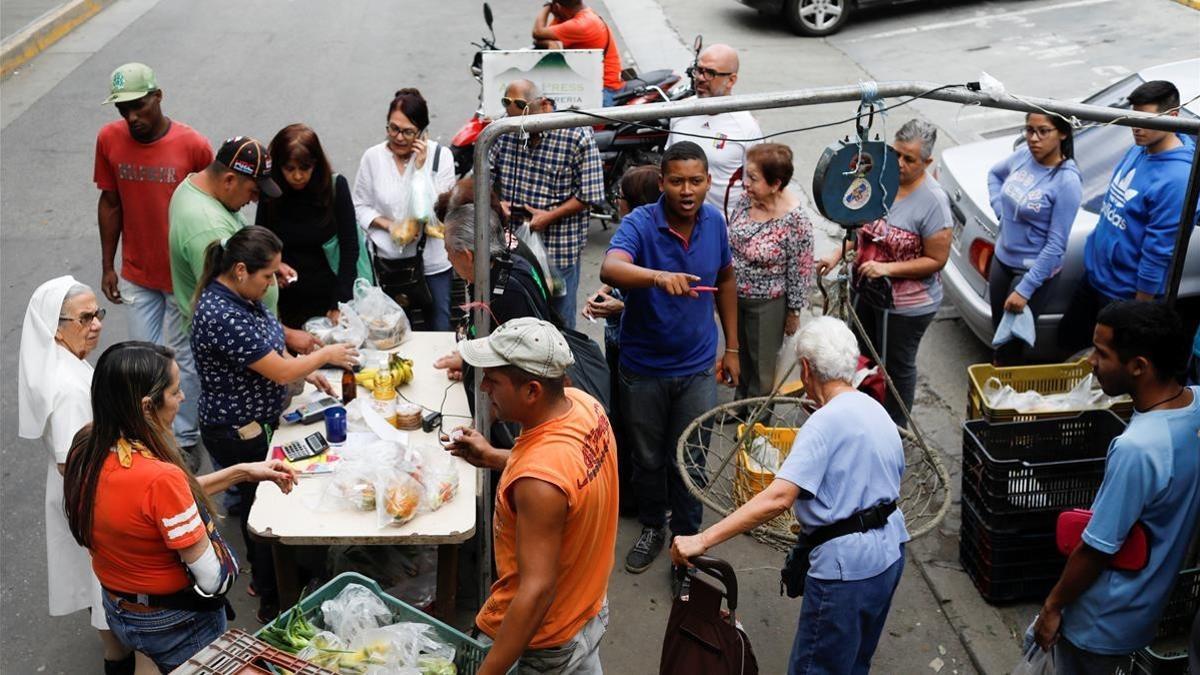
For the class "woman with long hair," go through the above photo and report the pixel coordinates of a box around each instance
[256,123,364,329]
[352,88,456,330]
[190,225,356,621]
[63,341,297,672]
[18,276,131,673]
[987,112,1082,365]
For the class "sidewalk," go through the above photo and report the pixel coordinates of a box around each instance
[2,0,62,39]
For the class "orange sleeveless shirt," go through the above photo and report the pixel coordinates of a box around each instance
[476,388,619,648]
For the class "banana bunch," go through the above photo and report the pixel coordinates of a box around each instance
[388,354,415,386]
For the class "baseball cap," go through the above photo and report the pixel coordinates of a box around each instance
[459,317,574,379]
[102,63,158,105]
[215,136,281,198]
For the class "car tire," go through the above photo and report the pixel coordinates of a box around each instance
[783,0,854,37]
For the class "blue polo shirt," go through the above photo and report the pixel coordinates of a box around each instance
[608,198,731,377]
[191,280,287,428]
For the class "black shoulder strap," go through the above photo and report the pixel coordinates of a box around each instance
[431,142,441,174]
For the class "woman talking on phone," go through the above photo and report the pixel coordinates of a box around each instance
[352,88,456,330]
[190,226,356,621]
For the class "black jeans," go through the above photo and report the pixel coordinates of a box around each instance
[201,427,276,603]
[855,300,936,426]
[987,261,1059,366]
[606,340,634,515]
[1056,276,1122,355]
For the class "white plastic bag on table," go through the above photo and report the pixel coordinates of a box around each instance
[515,222,561,296]
[352,278,411,350]
[319,462,383,513]
[1010,643,1055,675]
[319,583,392,642]
[303,301,368,348]
[375,467,424,527]
[411,442,459,511]
[773,330,803,389]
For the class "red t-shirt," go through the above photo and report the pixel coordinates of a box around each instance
[94,120,213,292]
[90,451,206,595]
[549,7,623,91]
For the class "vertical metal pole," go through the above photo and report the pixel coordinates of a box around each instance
[472,139,494,603]
[1165,138,1200,308]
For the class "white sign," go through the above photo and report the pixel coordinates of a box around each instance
[480,49,603,119]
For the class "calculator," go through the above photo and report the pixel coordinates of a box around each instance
[281,432,330,462]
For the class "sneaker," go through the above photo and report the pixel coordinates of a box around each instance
[624,526,665,573]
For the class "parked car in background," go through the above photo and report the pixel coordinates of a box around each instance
[736,0,922,37]
[939,59,1200,359]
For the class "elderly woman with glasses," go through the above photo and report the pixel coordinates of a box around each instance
[18,276,133,673]
[352,88,457,330]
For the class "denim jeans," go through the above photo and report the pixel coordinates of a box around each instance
[102,593,225,673]
[119,279,200,449]
[1052,637,1128,675]
[855,301,936,426]
[788,548,905,675]
[602,87,619,108]
[201,428,276,601]
[478,601,608,674]
[551,260,582,331]
[424,268,453,331]
[619,365,716,536]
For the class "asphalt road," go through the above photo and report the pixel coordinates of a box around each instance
[2,0,1197,672]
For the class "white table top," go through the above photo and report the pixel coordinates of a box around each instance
[247,331,478,545]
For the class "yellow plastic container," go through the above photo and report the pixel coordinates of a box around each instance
[733,423,800,531]
[966,358,1133,423]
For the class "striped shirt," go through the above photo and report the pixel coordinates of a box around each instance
[489,126,604,270]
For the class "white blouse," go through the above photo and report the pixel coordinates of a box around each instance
[352,141,456,273]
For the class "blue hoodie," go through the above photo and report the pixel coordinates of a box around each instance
[988,146,1083,299]
[1084,135,1197,299]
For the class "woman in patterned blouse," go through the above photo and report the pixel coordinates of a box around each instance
[728,143,814,399]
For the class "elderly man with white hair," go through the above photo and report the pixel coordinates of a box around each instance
[667,43,762,217]
[672,316,909,675]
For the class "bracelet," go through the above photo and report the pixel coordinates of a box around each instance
[652,271,667,288]
[725,348,739,353]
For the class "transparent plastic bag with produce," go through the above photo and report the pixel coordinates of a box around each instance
[349,622,456,673]
[412,443,459,511]
[376,469,424,527]
[352,278,411,350]
[319,583,393,643]
[320,463,384,513]
[303,301,367,348]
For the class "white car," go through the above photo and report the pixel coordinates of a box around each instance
[939,59,1200,358]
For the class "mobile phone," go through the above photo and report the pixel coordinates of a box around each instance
[510,206,532,222]
[593,294,605,303]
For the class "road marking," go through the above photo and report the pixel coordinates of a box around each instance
[840,0,1117,43]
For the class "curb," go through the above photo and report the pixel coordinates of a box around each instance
[1,0,116,78]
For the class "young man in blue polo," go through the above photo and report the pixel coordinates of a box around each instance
[601,141,740,592]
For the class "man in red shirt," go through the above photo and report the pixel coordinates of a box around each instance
[531,0,624,107]
[94,63,213,468]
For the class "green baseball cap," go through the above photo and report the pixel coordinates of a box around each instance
[102,63,158,105]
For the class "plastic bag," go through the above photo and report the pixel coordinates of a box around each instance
[303,301,368,348]
[1010,643,1055,675]
[515,223,561,297]
[745,436,782,473]
[348,622,454,672]
[319,583,393,642]
[773,330,803,389]
[376,469,424,527]
[352,278,410,349]
[411,442,459,511]
[321,462,384,513]
[295,631,349,669]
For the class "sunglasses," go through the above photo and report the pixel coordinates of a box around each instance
[687,66,734,81]
[386,123,420,139]
[501,96,542,111]
[60,308,106,326]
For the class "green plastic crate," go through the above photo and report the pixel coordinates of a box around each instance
[255,572,507,674]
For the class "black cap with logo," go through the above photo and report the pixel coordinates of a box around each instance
[215,136,281,198]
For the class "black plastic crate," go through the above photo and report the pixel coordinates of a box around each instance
[960,496,1061,567]
[959,496,1064,603]
[961,411,1125,525]
[959,529,1060,604]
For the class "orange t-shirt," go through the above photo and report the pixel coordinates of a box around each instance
[93,120,214,292]
[89,451,207,595]
[476,388,619,648]
[549,7,624,91]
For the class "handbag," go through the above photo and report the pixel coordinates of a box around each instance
[1055,509,1149,571]
[322,173,375,284]
[852,222,895,310]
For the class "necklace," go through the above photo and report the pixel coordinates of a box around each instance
[1139,387,1186,413]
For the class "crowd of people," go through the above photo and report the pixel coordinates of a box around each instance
[12,27,1200,675]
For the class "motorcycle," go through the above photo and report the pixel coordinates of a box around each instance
[449,3,700,225]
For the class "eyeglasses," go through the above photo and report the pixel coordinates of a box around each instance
[1023,125,1058,139]
[386,123,420,139]
[59,308,106,326]
[501,96,542,111]
[687,66,734,81]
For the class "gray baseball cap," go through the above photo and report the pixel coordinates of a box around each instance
[458,317,574,378]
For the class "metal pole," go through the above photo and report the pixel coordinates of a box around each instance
[471,136,494,601]
[1166,136,1200,307]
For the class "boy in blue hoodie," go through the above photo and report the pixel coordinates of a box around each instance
[1058,80,1196,354]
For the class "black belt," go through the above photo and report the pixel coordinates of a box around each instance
[806,501,897,549]
[104,585,231,616]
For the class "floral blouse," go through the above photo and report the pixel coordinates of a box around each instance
[728,193,814,310]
